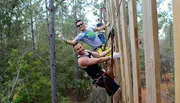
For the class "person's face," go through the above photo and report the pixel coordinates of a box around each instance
[76,21,85,31]
[74,43,84,55]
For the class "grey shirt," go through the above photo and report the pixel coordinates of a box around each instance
[74,26,103,50]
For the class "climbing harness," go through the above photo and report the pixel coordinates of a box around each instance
[92,71,119,96]
[92,71,106,85]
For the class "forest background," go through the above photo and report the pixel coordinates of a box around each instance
[0,0,174,103]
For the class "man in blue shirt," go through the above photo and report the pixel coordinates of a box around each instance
[59,20,109,50]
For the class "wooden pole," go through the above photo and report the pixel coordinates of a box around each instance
[128,0,142,103]
[111,0,120,83]
[110,0,121,81]
[120,0,133,103]
[142,0,161,103]
[172,0,180,103]
[114,0,127,102]
[105,1,114,103]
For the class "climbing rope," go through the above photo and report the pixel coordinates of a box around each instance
[99,0,122,79]
[103,0,122,51]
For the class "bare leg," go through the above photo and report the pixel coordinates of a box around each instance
[113,88,121,103]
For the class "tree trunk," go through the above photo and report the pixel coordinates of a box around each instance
[48,0,57,103]
[73,0,79,101]
[30,0,35,51]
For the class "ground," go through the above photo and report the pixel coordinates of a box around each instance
[141,82,174,103]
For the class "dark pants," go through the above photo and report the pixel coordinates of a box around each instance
[92,71,120,96]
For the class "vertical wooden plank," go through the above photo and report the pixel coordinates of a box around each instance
[110,0,121,83]
[128,0,142,103]
[106,0,111,35]
[172,0,180,103]
[103,0,107,22]
[108,0,112,25]
[113,0,127,103]
[105,0,109,38]
[120,0,133,103]
[104,1,112,103]
[142,0,161,103]
[110,3,123,103]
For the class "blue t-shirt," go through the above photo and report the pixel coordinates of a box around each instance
[74,26,103,50]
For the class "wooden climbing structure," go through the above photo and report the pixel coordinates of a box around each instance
[103,0,180,103]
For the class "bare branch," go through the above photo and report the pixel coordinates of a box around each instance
[46,6,50,11]
[19,0,31,11]
[55,0,66,10]
[7,54,24,100]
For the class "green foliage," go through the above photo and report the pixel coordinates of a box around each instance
[0,0,98,102]
[58,96,71,103]
[77,79,91,96]
[0,0,173,102]
[1,49,52,103]
[166,85,175,103]
[139,49,145,70]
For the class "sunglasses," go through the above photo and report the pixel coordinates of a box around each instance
[76,23,84,27]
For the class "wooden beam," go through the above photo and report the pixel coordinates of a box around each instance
[128,0,142,103]
[105,0,111,35]
[142,0,161,103]
[114,0,127,102]
[172,0,180,103]
[104,1,113,103]
[120,0,133,103]
[110,0,119,81]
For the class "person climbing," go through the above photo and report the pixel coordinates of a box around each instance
[58,19,115,79]
[96,22,106,44]
[58,19,109,50]
[73,42,121,103]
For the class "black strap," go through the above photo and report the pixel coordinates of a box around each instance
[77,52,93,59]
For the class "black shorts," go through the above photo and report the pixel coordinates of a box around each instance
[92,71,120,96]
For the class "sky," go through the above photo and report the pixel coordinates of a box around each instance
[86,0,171,25]
[86,8,98,26]
[85,0,172,39]
[85,0,102,26]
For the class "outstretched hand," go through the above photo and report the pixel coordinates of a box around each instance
[58,33,67,42]
[58,33,63,39]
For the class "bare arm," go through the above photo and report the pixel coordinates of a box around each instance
[58,33,77,45]
[93,24,107,32]
[93,22,110,32]
[85,48,111,58]
[78,56,110,68]
[65,39,77,45]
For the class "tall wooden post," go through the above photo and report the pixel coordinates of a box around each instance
[105,1,114,103]
[120,0,133,103]
[113,0,127,102]
[128,0,141,103]
[142,0,161,103]
[110,0,120,81]
[172,0,180,103]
